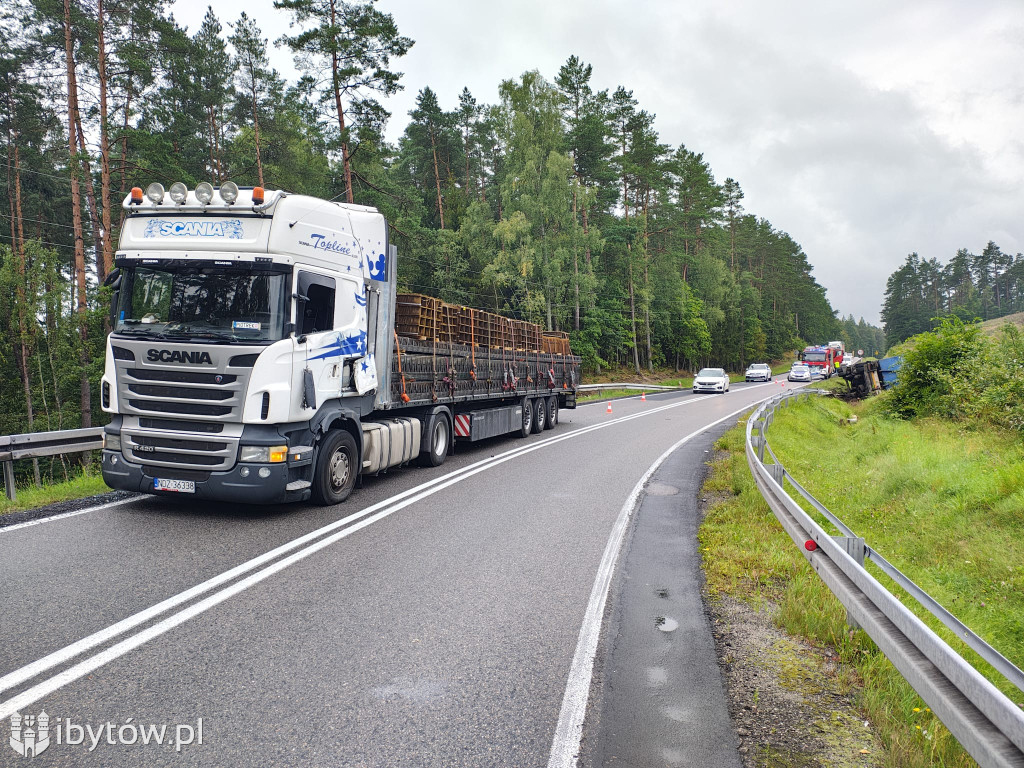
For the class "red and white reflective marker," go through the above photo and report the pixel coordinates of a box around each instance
[606,402,613,414]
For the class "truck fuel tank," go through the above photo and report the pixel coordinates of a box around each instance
[361,418,421,474]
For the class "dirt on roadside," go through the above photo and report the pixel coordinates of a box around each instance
[700,485,887,767]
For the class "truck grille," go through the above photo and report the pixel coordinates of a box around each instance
[111,339,262,471]
[123,427,239,471]
[116,358,252,423]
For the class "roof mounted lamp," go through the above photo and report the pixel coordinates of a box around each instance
[145,182,165,204]
[195,182,214,205]
[220,181,239,204]
[168,182,188,204]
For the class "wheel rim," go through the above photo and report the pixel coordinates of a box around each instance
[329,447,351,492]
[523,403,532,431]
[433,419,449,457]
[536,399,545,424]
[550,399,558,423]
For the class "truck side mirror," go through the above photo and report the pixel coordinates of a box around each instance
[293,293,309,343]
[104,268,122,326]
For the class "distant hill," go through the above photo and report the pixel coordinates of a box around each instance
[979,312,1024,335]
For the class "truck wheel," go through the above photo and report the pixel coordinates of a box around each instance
[545,395,558,429]
[420,411,451,467]
[311,429,358,506]
[532,397,546,434]
[519,398,533,437]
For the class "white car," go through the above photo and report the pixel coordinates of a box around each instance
[745,363,772,382]
[693,367,730,393]
[788,364,811,382]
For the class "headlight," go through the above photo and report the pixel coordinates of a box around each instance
[220,181,239,203]
[239,444,288,463]
[145,182,164,203]
[195,182,214,204]
[169,182,188,203]
[104,433,121,451]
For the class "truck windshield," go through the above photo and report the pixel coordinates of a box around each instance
[803,352,827,362]
[115,264,289,342]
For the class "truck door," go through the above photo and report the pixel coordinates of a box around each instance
[295,270,341,411]
[293,269,368,413]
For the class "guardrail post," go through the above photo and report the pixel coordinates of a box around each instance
[832,535,867,629]
[2,460,15,502]
[767,463,784,485]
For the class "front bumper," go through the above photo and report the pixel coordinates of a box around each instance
[101,450,309,505]
[693,383,726,392]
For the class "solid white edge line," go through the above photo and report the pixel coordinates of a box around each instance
[546,397,773,768]
[0,497,138,534]
[0,389,738,704]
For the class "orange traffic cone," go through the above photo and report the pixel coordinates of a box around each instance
[606,402,613,414]
[641,392,646,401]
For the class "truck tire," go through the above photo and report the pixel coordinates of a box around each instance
[532,397,546,434]
[519,398,533,437]
[311,429,358,506]
[420,410,451,467]
[545,395,558,429]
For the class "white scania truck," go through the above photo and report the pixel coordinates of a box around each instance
[100,182,579,505]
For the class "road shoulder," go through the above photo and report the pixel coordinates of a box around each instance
[582,420,742,767]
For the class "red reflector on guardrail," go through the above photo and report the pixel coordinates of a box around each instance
[804,540,817,552]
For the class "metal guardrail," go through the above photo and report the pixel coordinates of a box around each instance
[746,390,1024,768]
[0,427,104,502]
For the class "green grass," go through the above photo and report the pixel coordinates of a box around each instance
[700,396,1024,767]
[578,387,659,403]
[655,375,695,388]
[0,469,111,517]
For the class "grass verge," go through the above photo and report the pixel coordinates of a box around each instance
[701,394,1024,767]
[0,470,110,517]
[577,388,653,403]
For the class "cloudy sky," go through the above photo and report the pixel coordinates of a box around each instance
[171,0,1024,325]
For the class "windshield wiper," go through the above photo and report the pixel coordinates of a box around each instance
[158,328,238,342]
[113,327,159,337]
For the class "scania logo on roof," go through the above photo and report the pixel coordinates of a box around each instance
[146,349,213,365]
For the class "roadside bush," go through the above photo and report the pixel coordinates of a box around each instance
[884,317,984,420]
[885,318,1024,435]
[955,323,1024,433]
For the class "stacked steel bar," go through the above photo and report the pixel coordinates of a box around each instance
[389,336,580,409]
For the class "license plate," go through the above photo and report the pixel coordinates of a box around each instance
[154,478,195,493]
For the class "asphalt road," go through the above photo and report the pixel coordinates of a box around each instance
[0,381,788,767]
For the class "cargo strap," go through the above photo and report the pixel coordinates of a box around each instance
[394,331,410,403]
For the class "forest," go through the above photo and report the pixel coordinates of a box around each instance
[0,0,867,446]
[881,243,1024,347]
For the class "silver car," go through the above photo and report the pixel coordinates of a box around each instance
[788,364,811,382]
[693,367,730,393]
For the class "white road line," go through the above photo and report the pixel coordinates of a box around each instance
[0,497,138,533]
[0,389,750,712]
[547,399,770,768]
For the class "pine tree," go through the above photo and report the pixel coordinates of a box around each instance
[274,0,412,203]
